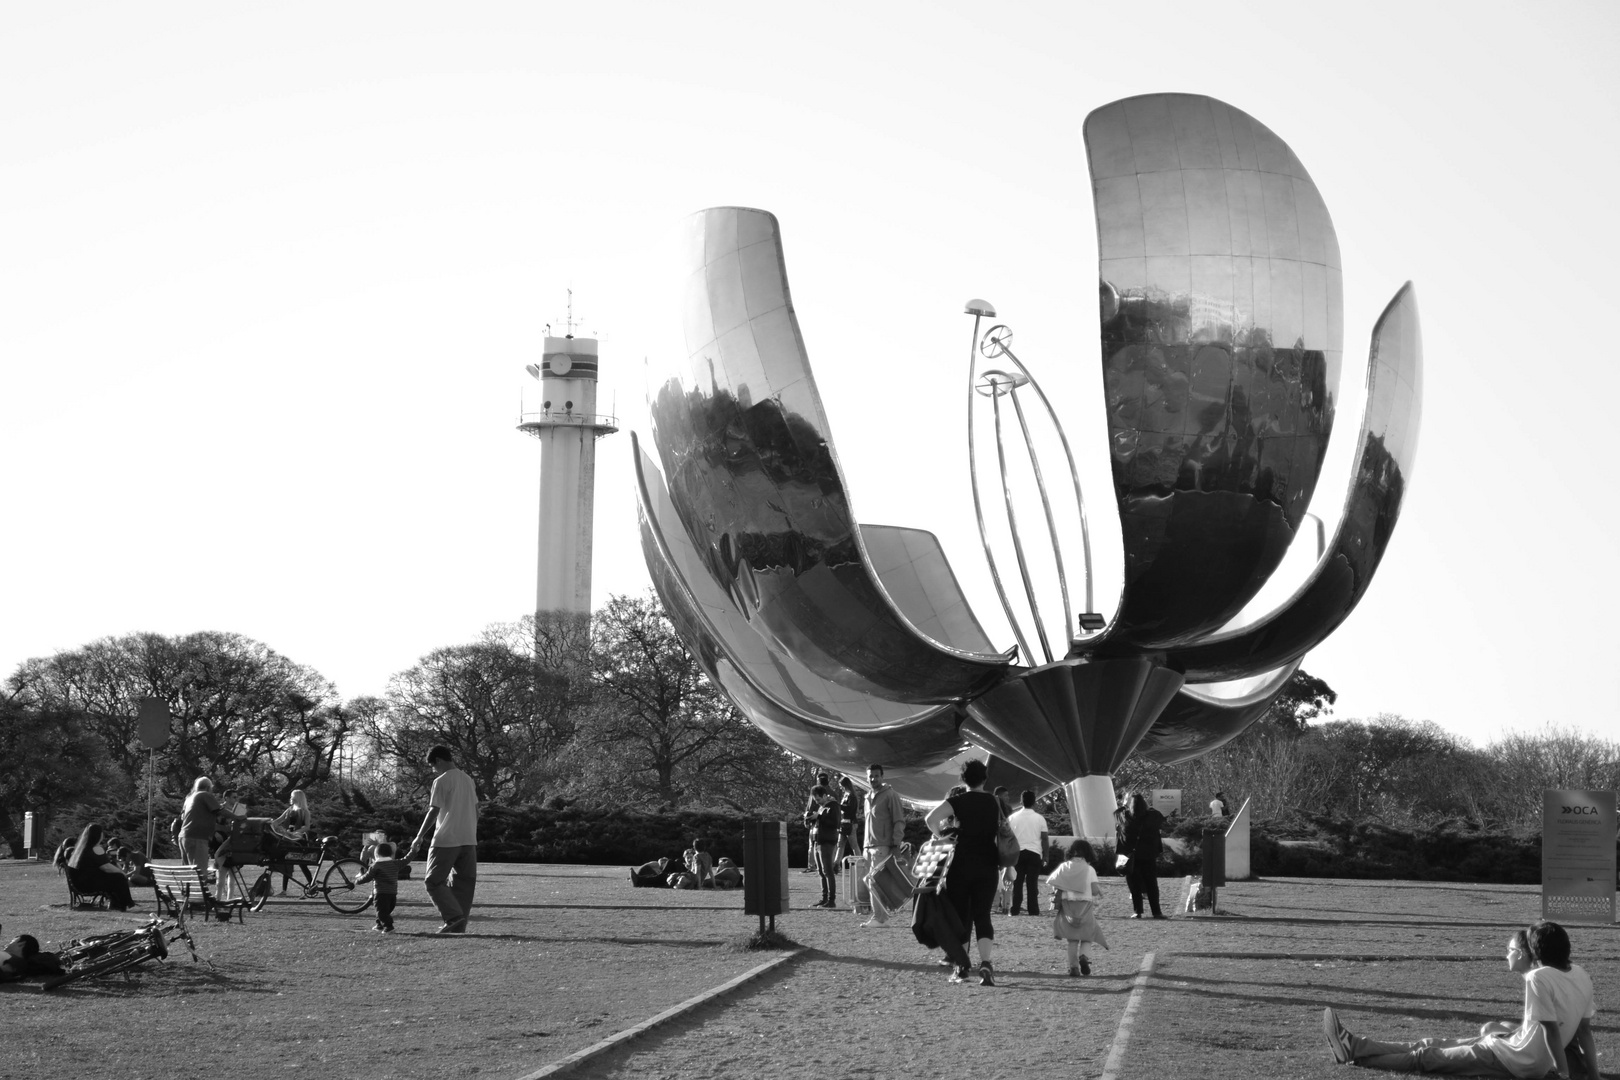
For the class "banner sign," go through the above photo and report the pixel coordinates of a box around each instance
[1542,789,1617,924]
[1151,789,1182,817]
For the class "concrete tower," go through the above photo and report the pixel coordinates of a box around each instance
[519,331,618,633]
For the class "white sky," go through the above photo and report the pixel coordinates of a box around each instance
[3,1,1616,749]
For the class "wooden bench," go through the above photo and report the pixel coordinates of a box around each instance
[149,861,248,924]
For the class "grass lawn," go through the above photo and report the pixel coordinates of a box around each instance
[4,859,1616,1079]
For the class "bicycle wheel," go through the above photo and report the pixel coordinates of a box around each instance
[247,870,273,912]
[322,859,373,914]
[43,934,162,991]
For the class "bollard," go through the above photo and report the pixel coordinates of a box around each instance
[743,820,790,935]
[1200,827,1226,888]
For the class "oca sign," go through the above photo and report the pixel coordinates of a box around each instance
[1542,789,1617,925]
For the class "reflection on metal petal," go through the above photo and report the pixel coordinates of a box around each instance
[1132,660,1301,765]
[961,659,1185,784]
[1084,94,1343,649]
[1162,283,1422,681]
[650,206,1011,702]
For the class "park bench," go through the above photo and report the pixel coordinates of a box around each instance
[149,861,248,924]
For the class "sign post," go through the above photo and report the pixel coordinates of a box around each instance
[137,697,171,859]
[1150,789,1182,818]
[1541,788,1617,925]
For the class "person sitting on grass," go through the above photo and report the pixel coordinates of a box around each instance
[685,839,715,889]
[712,858,742,889]
[1322,920,1598,1079]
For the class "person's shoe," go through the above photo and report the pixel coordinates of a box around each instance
[1322,1007,1353,1065]
[949,965,972,984]
[978,961,995,987]
[436,918,468,935]
[1151,913,1168,920]
[858,918,887,928]
[937,956,956,967]
[1068,965,1080,977]
[1079,956,1091,976]
[1130,913,1142,919]
[1009,909,1021,917]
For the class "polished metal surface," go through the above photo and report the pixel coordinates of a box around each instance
[638,94,1422,805]
[961,658,1185,784]
[1161,282,1422,682]
[649,207,1012,703]
[1084,94,1344,650]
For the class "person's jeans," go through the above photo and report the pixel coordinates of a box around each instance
[862,846,900,921]
[1011,850,1043,914]
[1350,1034,1512,1075]
[374,893,397,930]
[425,844,477,924]
[1126,858,1162,916]
[815,841,838,903]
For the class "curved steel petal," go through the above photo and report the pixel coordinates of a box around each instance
[1161,282,1422,681]
[1083,94,1344,649]
[961,658,1185,784]
[648,206,1012,703]
[637,434,951,731]
[1132,660,1301,766]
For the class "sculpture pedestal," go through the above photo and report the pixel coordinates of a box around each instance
[1065,775,1118,843]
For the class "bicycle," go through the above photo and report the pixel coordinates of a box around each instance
[43,912,209,991]
[223,834,371,915]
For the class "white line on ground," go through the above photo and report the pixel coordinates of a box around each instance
[1099,951,1156,1080]
[510,947,805,1080]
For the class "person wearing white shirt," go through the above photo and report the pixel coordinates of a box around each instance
[1006,790,1049,917]
[1322,920,1599,1078]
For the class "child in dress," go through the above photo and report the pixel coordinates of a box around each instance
[355,841,409,932]
[1047,839,1109,976]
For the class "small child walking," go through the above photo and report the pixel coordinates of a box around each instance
[355,841,409,932]
[1047,839,1109,976]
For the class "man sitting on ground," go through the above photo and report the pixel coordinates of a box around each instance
[1322,920,1598,1078]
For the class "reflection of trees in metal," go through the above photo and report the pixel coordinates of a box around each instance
[639,93,1422,802]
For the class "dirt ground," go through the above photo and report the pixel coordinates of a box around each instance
[5,860,1617,1079]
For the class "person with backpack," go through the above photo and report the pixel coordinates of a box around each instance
[1121,791,1167,920]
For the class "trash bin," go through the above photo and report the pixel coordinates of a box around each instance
[744,820,789,919]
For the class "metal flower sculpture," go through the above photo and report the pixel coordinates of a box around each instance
[636,93,1422,832]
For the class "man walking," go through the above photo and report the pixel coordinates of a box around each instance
[408,745,479,934]
[1007,790,1049,916]
[860,763,906,927]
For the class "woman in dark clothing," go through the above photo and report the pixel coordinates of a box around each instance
[1122,792,1167,919]
[924,758,1002,986]
[834,776,862,863]
[67,824,136,911]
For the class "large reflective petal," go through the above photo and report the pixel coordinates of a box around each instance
[650,207,1011,703]
[1084,94,1343,650]
[1162,283,1422,681]
[1132,661,1302,765]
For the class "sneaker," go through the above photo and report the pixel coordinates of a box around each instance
[1322,1008,1353,1065]
[1068,965,1080,977]
[1129,913,1142,919]
[381,926,394,934]
[1079,956,1090,976]
[858,918,888,928]
[436,918,468,935]
[978,962,995,987]
[949,965,972,984]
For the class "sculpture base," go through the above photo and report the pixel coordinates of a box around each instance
[1065,775,1119,841]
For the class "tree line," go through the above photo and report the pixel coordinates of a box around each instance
[4,597,1613,854]
[0,592,817,849]
[1118,674,1619,833]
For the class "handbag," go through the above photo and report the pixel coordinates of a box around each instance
[994,811,1020,869]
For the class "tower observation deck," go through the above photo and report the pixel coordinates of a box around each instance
[519,334,618,625]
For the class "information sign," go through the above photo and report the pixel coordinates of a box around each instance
[137,697,170,749]
[1541,788,1617,924]
[1151,789,1182,817]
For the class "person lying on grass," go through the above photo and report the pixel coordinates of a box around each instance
[1322,920,1598,1079]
